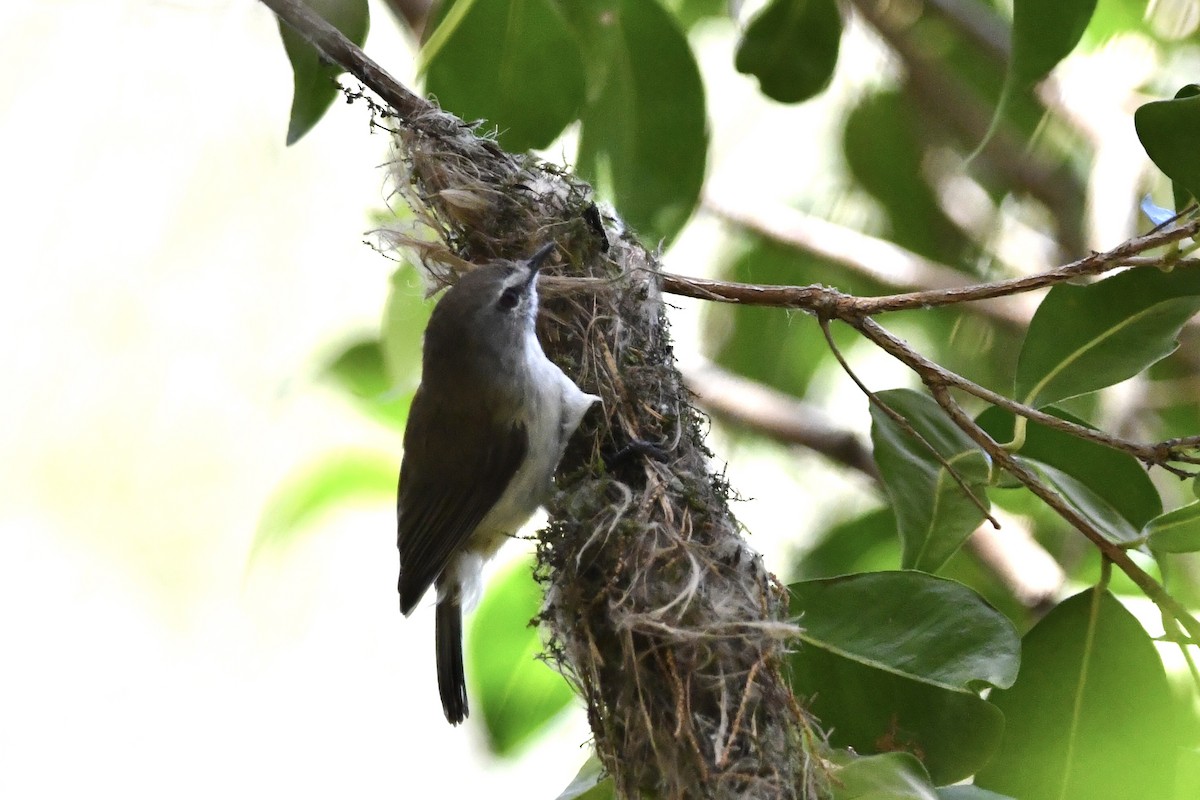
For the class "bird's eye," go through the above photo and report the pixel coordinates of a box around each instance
[498,286,521,310]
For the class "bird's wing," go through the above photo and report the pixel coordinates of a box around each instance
[397,387,528,614]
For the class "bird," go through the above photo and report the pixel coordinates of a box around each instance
[396,243,598,724]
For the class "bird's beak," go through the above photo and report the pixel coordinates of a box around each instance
[528,244,554,275]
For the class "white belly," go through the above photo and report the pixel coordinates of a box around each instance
[441,333,598,607]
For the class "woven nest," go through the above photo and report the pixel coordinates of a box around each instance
[381,107,826,800]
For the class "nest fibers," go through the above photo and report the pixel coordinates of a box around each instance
[380,106,826,799]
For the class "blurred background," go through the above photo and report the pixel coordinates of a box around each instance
[3,0,1199,797]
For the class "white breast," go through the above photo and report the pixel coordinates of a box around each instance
[445,330,598,608]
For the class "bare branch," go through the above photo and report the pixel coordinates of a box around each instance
[853,318,1200,476]
[660,217,1200,317]
[703,197,1036,329]
[261,0,430,119]
[926,383,1200,642]
[685,360,1062,608]
[818,319,999,529]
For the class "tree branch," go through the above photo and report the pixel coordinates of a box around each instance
[819,318,998,529]
[851,317,1200,476]
[703,197,1036,329]
[925,383,1200,642]
[261,0,429,119]
[683,360,1063,609]
[661,216,1200,317]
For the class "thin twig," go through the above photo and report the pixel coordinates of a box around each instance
[685,359,1062,608]
[925,383,1200,642]
[261,0,430,119]
[660,218,1200,316]
[818,319,999,529]
[703,197,1035,329]
[853,318,1200,476]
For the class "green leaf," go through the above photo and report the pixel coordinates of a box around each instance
[322,338,412,429]
[976,0,1096,155]
[568,0,708,243]
[792,507,900,580]
[422,0,585,152]
[1146,501,1200,553]
[789,573,1014,783]
[734,0,842,104]
[1009,0,1098,89]
[1135,85,1200,210]
[1014,267,1200,408]
[976,407,1162,528]
[251,451,397,554]
[1080,0,1153,49]
[660,0,728,30]
[469,558,574,755]
[1027,460,1142,545]
[277,0,370,145]
[556,755,614,800]
[829,752,938,800]
[870,389,991,572]
[790,572,1020,692]
[975,588,1179,800]
[792,646,1003,785]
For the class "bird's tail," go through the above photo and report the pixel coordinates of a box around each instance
[436,598,468,724]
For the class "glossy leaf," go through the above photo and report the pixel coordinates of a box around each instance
[790,573,1012,783]
[277,0,369,145]
[1027,461,1141,545]
[1014,267,1200,409]
[975,588,1179,800]
[322,338,412,429]
[829,752,938,800]
[1145,501,1200,553]
[734,0,842,104]
[790,572,1019,692]
[976,407,1161,528]
[470,558,574,755]
[422,0,585,152]
[556,756,614,800]
[978,0,1096,153]
[569,0,707,243]
[251,451,397,554]
[870,389,991,572]
[791,643,1004,785]
[1135,84,1200,210]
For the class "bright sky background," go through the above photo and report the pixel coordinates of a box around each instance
[2,1,1179,797]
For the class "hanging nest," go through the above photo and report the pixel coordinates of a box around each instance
[380,106,827,800]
